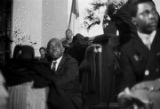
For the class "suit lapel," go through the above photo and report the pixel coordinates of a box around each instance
[132,33,149,60]
[150,30,160,52]
[56,56,66,74]
[132,30,160,62]
[146,30,160,68]
[49,56,65,75]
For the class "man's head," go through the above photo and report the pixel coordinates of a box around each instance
[65,28,73,40]
[39,47,46,57]
[21,45,35,60]
[128,0,159,34]
[47,38,65,60]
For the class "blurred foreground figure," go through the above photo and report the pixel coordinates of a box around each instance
[118,79,160,109]
[5,45,48,109]
[0,71,8,109]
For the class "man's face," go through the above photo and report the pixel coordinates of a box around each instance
[66,29,73,40]
[40,49,46,57]
[133,2,159,34]
[48,41,64,60]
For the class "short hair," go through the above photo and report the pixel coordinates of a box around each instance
[127,0,155,17]
[13,45,22,59]
[21,45,35,59]
[65,28,72,35]
[39,47,46,52]
[47,38,64,50]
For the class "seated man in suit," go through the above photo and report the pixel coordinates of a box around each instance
[47,38,82,109]
[120,0,160,90]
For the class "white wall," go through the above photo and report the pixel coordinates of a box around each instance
[42,0,68,47]
[12,0,68,56]
[153,0,160,14]
[12,0,42,56]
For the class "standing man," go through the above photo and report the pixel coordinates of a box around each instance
[62,28,73,48]
[47,38,82,109]
[120,0,160,90]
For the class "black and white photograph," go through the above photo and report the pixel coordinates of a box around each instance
[0,0,160,109]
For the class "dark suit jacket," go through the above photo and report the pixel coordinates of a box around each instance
[120,30,160,90]
[47,54,82,109]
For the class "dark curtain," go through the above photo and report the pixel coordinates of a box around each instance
[0,0,12,68]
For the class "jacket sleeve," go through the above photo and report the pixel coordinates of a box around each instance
[55,57,79,87]
[120,48,136,90]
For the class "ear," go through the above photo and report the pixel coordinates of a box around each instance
[131,17,137,26]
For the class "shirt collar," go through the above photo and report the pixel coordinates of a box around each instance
[54,56,63,71]
[137,30,156,45]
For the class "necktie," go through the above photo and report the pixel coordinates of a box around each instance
[51,61,57,72]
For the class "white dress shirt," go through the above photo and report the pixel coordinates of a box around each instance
[51,56,63,71]
[55,56,62,71]
[138,30,156,50]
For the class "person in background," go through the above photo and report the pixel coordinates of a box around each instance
[39,47,47,62]
[4,45,35,109]
[62,28,73,48]
[47,38,82,109]
[0,70,8,109]
[111,0,137,46]
[67,34,90,65]
[120,0,160,90]
[4,45,50,109]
